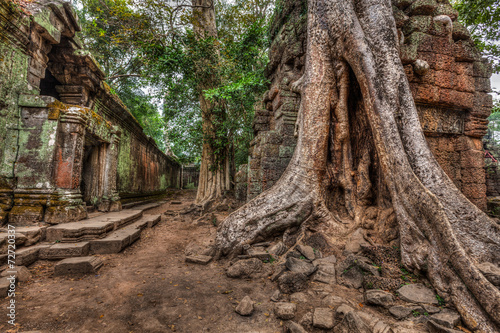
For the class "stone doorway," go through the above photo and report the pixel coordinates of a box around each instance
[81,134,108,208]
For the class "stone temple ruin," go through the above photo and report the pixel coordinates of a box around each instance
[0,0,182,227]
[236,0,494,214]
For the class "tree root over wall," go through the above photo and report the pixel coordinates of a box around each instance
[216,0,500,331]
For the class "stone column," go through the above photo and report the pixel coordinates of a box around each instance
[44,105,88,224]
[8,95,61,226]
[98,126,122,212]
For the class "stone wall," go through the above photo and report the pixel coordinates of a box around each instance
[0,0,181,226]
[239,0,492,211]
[483,119,500,214]
[182,165,200,189]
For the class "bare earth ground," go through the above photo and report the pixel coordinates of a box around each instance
[0,190,293,333]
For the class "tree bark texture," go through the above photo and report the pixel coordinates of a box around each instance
[215,0,500,331]
[192,0,231,207]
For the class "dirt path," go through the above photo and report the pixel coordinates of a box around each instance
[0,190,283,333]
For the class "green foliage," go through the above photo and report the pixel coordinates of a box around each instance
[454,0,500,73]
[75,0,273,168]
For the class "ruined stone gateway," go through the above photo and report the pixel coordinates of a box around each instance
[0,0,181,226]
[236,0,493,214]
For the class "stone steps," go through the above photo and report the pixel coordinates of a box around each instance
[45,210,143,243]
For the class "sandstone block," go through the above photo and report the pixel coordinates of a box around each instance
[274,302,296,320]
[54,256,103,276]
[235,296,254,316]
[185,255,212,265]
[312,307,334,329]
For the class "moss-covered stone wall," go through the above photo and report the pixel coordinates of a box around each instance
[0,0,181,225]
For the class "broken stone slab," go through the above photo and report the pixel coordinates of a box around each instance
[335,311,372,333]
[477,262,500,286]
[397,284,438,305]
[286,257,316,276]
[345,228,371,254]
[316,262,336,276]
[39,242,90,260]
[226,258,262,278]
[312,308,334,330]
[422,304,441,314]
[54,256,103,276]
[357,311,394,333]
[313,255,337,266]
[271,264,287,281]
[429,310,461,328]
[16,245,50,266]
[274,302,297,320]
[335,303,355,322]
[427,319,463,333]
[322,295,344,307]
[0,266,31,282]
[0,276,14,296]
[89,227,140,254]
[389,305,424,320]
[299,311,313,327]
[278,272,308,294]
[365,290,395,308]
[285,321,307,333]
[313,270,336,285]
[290,292,309,304]
[235,296,254,316]
[296,245,315,261]
[185,255,212,265]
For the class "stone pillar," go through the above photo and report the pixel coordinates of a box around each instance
[98,126,122,212]
[44,105,88,224]
[8,95,62,225]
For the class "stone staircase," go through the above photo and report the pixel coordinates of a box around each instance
[0,201,164,291]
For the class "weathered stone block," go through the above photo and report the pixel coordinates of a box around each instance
[39,242,90,260]
[54,256,103,275]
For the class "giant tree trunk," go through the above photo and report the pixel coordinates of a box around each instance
[192,0,231,207]
[215,0,500,331]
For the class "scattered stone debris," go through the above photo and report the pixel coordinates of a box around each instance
[365,289,395,308]
[296,244,315,261]
[397,284,439,305]
[235,296,254,316]
[389,305,423,320]
[278,272,308,294]
[313,307,334,329]
[0,265,31,282]
[285,257,316,276]
[429,310,461,328]
[274,302,297,320]
[290,292,308,303]
[226,258,263,278]
[185,255,212,265]
[427,319,463,333]
[54,257,103,276]
[285,321,308,333]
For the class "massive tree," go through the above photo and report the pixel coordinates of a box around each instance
[215,0,500,331]
[191,0,232,206]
